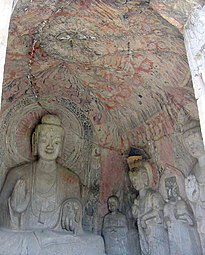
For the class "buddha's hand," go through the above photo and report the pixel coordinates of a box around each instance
[185,174,199,202]
[61,202,73,232]
[132,198,139,219]
[10,179,30,213]
[140,217,147,229]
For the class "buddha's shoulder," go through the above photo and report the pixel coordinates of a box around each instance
[57,164,80,182]
[7,162,33,178]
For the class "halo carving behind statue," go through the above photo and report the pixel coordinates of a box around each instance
[1,96,93,178]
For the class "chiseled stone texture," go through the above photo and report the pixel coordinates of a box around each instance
[0,0,201,235]
[150,0,204,31]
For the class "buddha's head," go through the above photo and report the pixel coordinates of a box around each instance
[32,114,64,161]
[129,165,149,191]
[183,124,205,159]
[107,195,120,213]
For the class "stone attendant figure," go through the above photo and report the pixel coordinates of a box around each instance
[163,176,202,255]
[102,195,130,255]
[129,161,169,255]
[0,114,105,255]
[183,123,205,254]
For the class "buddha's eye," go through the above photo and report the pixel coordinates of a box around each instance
[39,137,47,143]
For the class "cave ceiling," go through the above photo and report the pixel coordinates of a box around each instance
[2,0,199,151]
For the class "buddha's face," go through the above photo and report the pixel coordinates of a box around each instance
[108,197,119,213]
[129,168,148,191]
[37,125,63,161]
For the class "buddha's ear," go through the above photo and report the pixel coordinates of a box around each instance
[58,132,65,158]
[58,138,64,157]
[142,172,149,188]
[32,131,38,156]
[58,147,62,157]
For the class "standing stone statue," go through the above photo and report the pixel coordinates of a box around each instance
[102,195,130,255]
[163,176,202,255]
[0,114,105,255]
[183,123,205,254]
[128,161,169,255]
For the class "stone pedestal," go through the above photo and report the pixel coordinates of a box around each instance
[0,229,106,255]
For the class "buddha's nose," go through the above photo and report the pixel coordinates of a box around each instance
[46,140,54,149]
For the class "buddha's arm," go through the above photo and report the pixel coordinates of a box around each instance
[140,208,158,228]
[141,194,164,227]
[177,213,194,225]
[10,179,30,213]
[0,168,21,204]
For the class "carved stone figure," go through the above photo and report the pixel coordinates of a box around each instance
[102,195,130,255]
[0,114,105,255]
[183,124,205,254]
[163,176,202,255]
[0,114,81,230]
[129,161,169,255]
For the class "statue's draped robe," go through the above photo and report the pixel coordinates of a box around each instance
[102,211,130,255]
[138,190,169,255]
[164,200,202,255]
[0,162,81,230]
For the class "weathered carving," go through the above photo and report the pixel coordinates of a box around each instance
[128,160,169,255]
[183,123,205,254]
[0,114,105,255]
[163,176,202,255]
[0,95,102,232]
[61,198,83,236]
[102,195,130,255]
[0,114,81,230]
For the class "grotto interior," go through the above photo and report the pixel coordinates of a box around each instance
[0,0,205,254]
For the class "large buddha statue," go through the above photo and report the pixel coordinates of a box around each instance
[0,114,105,255]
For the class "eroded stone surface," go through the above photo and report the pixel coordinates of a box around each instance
[102,195,130,255]
[161,171,201,255]
[128,160,169,255]
[0,1,204,253]
[0,114,105,255]
[150,0,203,31]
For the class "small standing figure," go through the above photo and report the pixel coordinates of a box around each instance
[163,176,202,255]
[102,195,130,255]
[129,161,169,255]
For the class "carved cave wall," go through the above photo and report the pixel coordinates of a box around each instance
[0,0,201,233]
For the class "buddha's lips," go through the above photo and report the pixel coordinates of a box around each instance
[45,149,54,154]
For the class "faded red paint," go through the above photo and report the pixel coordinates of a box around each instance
[99,149,126,205]
[158,136,174,167]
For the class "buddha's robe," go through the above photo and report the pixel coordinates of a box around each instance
[0,162,81,230]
